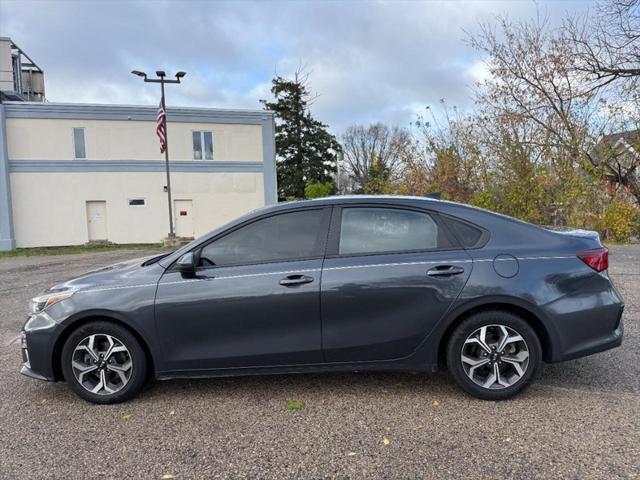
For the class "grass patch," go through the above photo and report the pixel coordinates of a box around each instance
[285,400,305,411]
[0,243,165,259]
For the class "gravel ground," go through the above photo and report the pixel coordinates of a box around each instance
[0,246,638,479]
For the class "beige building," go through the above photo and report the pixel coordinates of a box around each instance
[0,39,276,250]
[0,37,277,250]
[0,102,276,249]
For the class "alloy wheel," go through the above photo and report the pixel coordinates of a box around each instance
[461,324,529,389]
[71,334,133,395]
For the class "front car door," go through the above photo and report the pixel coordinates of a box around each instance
[155,206,331,373]
[321,205,472,362]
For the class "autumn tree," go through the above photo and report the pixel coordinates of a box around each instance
[467,14,620,224]
[410,103,483,203]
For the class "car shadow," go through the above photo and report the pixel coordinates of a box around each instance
[139,370,459,401]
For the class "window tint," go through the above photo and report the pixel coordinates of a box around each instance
[339,207,441,255]
[200,210,325,266]
[444,216,485,248]
[73,128,86,159]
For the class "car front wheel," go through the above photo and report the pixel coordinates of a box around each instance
[61,321,147,404]
[446,310,541,400]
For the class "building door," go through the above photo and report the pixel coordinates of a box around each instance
[86,201,108,241]
[174,199,194,238]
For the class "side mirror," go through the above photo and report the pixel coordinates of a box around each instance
[176,252,196,274]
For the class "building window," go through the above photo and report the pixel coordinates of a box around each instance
[73,127,86,159]
[128,198,146,206]
[192,131,214,160]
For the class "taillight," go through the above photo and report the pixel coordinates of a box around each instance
[577,248,608,272]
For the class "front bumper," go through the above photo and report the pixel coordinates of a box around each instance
[21,364,51,381]
[20,329,59,382]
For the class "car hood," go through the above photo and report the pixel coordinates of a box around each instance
[45,255,166,293]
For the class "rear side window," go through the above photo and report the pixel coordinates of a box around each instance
[200,209,325,266]
[339,207,448,255]
[443,216,486,248]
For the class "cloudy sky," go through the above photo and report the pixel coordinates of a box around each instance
[1,0,593,133]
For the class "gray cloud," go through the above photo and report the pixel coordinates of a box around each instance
[0,0,592,133]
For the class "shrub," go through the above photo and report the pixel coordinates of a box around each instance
[304,182,335,199]
[599,201,640,242]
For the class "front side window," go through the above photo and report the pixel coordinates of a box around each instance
[192,131,214,160]
[339,207,443,255]
[73,127,86,159]
[200,209,325,266]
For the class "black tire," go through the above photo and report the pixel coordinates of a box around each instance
[446,310,541,400]
[61,321,147,404]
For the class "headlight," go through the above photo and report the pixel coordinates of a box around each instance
[29,290,75,315]
[24,312,57,332]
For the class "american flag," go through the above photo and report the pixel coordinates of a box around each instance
[156,101,167,153]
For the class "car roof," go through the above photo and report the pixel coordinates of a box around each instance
[158,194,559,269]
[266,195,445,210]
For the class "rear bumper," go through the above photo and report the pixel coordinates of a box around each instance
[548,303,624,363]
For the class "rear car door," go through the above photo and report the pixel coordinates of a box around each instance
[321,205,472,362]
[155,207,331,372]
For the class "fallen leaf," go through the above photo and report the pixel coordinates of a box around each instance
[414,425,424,431]
[383,437,391,446]
[161,475,175,479]
[122,414,133,421]
[505,437,512,443]
[285,400,305,411]
[346,452,357,457]
[432,400,441,408]
[169,410,175,416]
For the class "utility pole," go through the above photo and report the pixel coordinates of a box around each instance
[131,70,186,241]
[337,149,344,194]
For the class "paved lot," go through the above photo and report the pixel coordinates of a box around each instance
[0,246,638,479]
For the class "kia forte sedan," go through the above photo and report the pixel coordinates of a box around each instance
[20,196,624,403]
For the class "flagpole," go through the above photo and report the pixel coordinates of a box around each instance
[131,70,186,243]
[160,79,175,238]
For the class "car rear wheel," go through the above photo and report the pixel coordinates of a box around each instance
[446,310,541,400]
[61,321,147,404]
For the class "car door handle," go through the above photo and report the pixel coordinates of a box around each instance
[279,274,314,286]
[427,265,465,277]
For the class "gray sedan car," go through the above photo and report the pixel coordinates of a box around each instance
[21,196,624,403]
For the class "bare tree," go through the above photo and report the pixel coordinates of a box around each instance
[565,0,640,89]
[341,123,413,192]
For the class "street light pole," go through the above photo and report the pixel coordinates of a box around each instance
[131,70,186,241]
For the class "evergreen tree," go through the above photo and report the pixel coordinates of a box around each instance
[261,71,340,199]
